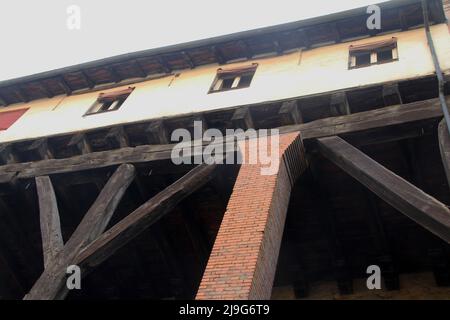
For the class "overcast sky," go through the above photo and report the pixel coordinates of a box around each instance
[0,0,383,81]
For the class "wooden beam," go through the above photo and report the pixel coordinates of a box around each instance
[428,248,450,286]
[279,100,302,125]
[27,139,53,160]
[39,82,53,98]
[181,51,195,69]
[64,164,136,253]
[15,87,28,103]
[297,29,311,49]
[382,83,403,106]
[211,46,226,64]
[0,97,446,180]
[330,22,341,43]
[106,126,129,148]
[329,92,350,116]
[362,190,399,290]
[134,60,147,78]
[80,70,95,89]
[231,107,254,129]
[157,56,171,73]
[292,96,448,139]
[24,164,136,300]
[308,168,353,295]
[25,163,216,299]
[0,143,18,164]
[68,133,92,154]
[273,40,283,55]
[146,120,169,144]
[438,119,450,190]
[35,176,64,268]
[399,8,409,30]
[57,76,72,95]
[107,66,122,83]
[76,163,216,268]
[0,93,7,106]
[238,40,253,59]
[316,136,450,244]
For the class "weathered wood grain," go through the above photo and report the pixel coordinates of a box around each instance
[438,119,450,191]
[35,176,64,268]
[317,136,450,244]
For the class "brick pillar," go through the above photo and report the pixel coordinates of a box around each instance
[196,132,306,300]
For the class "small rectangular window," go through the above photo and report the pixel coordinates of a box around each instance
[209,64,257,93]
[85,87,134,116]
[349,38,398,69]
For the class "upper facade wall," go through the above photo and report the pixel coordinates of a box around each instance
[0,24,449,143]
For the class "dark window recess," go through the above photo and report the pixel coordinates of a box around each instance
[85,87,134,116]
[209,64,257,93]
[355,52,371,67]
[377,48,393,62]
[349,38,398,69]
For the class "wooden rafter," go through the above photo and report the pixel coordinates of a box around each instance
[24,164,136,299]
[36,176,64,268]
[24,162,216,299]
[438,119,450,191]
[316,136,450,244]
[0,96,447,181]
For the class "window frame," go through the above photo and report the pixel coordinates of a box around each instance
[84,87,134,116]
[348,38,399,70]
[208,64,258,94]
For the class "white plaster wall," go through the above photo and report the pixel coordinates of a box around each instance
[0,24,449,143]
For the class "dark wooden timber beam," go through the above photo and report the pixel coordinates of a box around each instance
[27,138,54,160]
[330,22,341,43]
[231,107,254,130]
[106,126,129,148]
[291,96,448,139]
[438,119,450,191]
[134,60,147,78]
[382,83,403,106]
[308,168,353,295]
[0,143,19,164]
[181,51,195,69]
[279,100,302,125]
[107,66,122,83]
[15,87,28,103]
[0,97,447,181]
[24,164,136,300]
[57,76,72,95]
[39,82,53,99]
[428,248,450,286]
[273,40,283,55]
[146,120,169,144]
[316,136,450,244]
[362,190,399,290]
[75,163,216,268]
[157,56,171,74]
[0,93,7,106]
[35,176,64,268]
[211,46,226,64]
[329,92,350,116]
[239,40,253,60]
[80,70,95,89]
[399,8,409,30]
[68,133,92,154]
[297,29,311,49]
